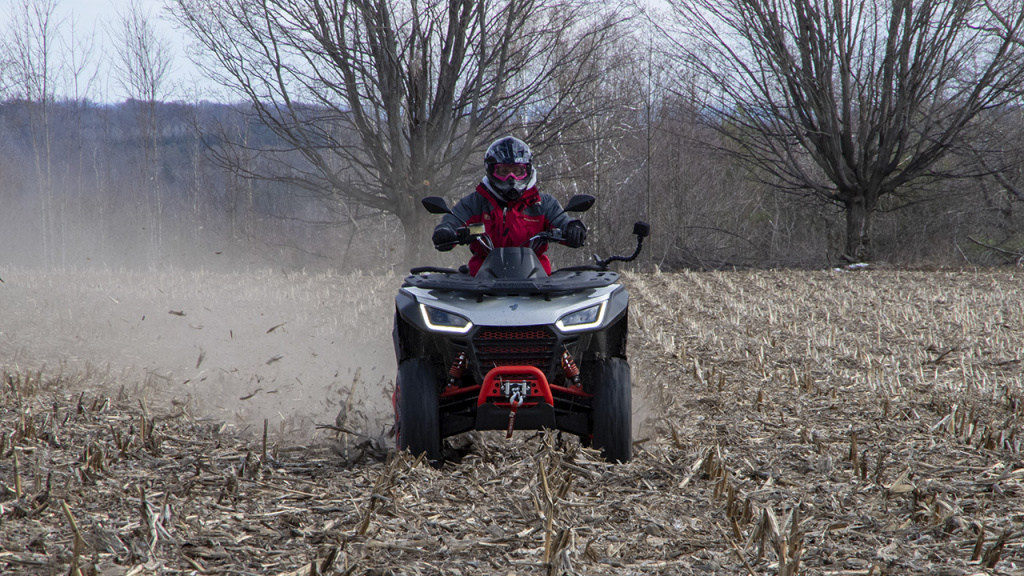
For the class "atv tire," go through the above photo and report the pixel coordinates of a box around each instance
[396,358,442,462]
[591,357,632,463]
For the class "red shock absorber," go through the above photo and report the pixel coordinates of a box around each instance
[448,352,467,386]
[561,349,581,387]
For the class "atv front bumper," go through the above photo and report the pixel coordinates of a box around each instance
[440,365,591,437]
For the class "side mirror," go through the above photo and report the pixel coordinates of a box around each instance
[421,196,452,215]
[633,221,650,238]
[564,194,595,213]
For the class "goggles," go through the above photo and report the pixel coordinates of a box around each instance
[492,163,530,181]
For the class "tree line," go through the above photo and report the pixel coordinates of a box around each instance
[2,0,1023,272]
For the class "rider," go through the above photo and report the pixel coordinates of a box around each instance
[431,136,587,275]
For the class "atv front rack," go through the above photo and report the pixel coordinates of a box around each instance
[403,269,619,295]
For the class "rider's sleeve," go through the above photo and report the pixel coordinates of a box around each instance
[540,194,573,230]
[437,213,460,233]
[439,194,486,231]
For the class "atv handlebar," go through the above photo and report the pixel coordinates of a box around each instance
[554,221,650,272]
[529,229,565,249]
[423,195,651,269]
[436,226,565,252]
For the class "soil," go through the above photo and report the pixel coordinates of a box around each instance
[1,265,1022,575]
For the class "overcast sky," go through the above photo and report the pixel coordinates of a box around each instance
[4,0,214,101]
[62,0,163,26]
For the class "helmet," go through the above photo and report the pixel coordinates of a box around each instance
[484,136,537,203]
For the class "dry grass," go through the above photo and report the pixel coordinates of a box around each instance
[1,266,1023,575]
[627,268,1023,575]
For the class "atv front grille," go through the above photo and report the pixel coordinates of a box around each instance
[477,327,552,340]
[474,326,556,370]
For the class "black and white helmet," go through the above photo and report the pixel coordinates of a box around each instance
[484,136,537,203]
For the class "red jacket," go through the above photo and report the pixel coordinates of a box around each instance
[441,183,572,275]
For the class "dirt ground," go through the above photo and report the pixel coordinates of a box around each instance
[1,265,1022,575]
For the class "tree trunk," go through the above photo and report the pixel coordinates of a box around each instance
[844,197,872,262]
[398,200,433,272]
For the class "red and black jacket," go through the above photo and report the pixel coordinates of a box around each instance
[439,181,573,276]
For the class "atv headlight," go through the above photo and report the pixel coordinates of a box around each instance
[420,304,473,334]
[556,302,606,332]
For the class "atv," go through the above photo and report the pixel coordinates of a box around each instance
[392,194,649,464]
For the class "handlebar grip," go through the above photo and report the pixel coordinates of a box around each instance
[437,226,487,251]
[531,230,564,242]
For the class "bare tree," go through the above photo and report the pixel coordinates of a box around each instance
[170,0,625,265]
[5,0,63,267]
[109,0,173,261]
[56,13,100,267]
[662,0,1024,261]
[977,1,1024,206]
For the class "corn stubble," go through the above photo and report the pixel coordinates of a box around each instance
[0,267,1022,575]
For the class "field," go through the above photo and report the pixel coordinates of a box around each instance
[1,266,1022,575]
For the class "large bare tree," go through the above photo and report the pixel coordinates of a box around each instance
[170,0,624,265]
[662,0,1024,261]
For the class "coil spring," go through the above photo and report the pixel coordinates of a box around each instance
[561,350,581,385]
[448,352,467,385]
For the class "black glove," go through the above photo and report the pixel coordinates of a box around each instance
[432,225,458,251]
[563,220,587,248]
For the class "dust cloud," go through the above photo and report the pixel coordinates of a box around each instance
[0,266,398,444]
